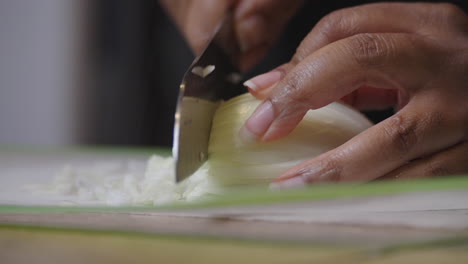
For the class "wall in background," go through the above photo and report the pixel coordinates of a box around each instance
[0,0,81,145]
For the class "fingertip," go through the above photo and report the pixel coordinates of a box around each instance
[246,71,282,91]
[269,176,307,190]
[274,167,299,182]
[243,69,282,97]
[243,80,258,92]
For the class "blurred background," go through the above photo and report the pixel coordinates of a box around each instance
[0,0,466,147]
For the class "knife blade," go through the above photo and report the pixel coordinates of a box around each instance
[173,10,245,182]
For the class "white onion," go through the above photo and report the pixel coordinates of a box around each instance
[207,93,372,186]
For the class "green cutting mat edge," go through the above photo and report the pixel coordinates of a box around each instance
[1,175,467,213]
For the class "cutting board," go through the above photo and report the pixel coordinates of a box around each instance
[1,147,468,247]
[2,225,467,264]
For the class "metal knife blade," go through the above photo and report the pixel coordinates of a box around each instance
[173,10,245,182]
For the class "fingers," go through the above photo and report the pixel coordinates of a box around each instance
[241,33,436,142]
[235,0,302,50]
[241,2,468,188]
[243,2,464,93]
[379,141,468,181]
[291,2,428,64]
[184,0,234,54]
[243,2,419,92]
[244,63,291,99]
[271,100,465,188]
[160,0,234,55]
[235,0,303,70]
[291,2,468,64]
[162,0,302,70]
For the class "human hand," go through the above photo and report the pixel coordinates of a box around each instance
[240,2,468,187]
[159,0,302,71]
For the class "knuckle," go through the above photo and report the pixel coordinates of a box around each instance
[317,10,344,38]
[436,3,465,18]
[419,111,444,131]
[276,71,305,98]
[349,33,393,68]
[271,73,307,111]
[433,3,468,29]
[318,156,344,182]
[384,112,444,158]
[383,115,419,157]
[316,8,356,43]
[281,72,302,95]
[300,154,344,184]
[429,113,445,133]
[292,9,351,65]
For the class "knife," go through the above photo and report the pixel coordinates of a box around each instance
[173,10,245,182]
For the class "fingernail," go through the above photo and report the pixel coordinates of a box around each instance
[243,71,282,93]
[270,176,307,190]
[275,165,339,186]
[243,80,258,92]
[239,100,275,141]
[238,15,267,52]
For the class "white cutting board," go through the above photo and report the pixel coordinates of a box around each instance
[1,148,468,244]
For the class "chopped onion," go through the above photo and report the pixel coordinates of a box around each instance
[33,156,221,206]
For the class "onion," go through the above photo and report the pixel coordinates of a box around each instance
[32,93,372,206]
[208,93,372,186]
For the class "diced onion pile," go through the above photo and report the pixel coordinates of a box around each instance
[34,156,220,206]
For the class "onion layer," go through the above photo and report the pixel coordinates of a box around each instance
[207,93,373,186]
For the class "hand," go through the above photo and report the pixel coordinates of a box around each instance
[240,2,468,187]
[159,0,302,71]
